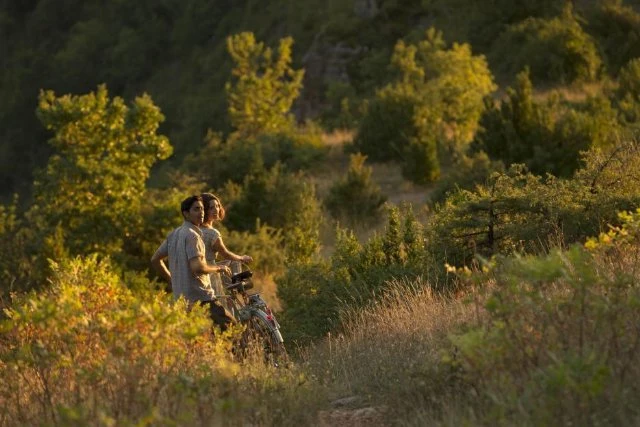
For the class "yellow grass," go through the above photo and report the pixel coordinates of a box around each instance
[300,277,477,423]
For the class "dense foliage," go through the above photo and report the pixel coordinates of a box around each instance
[354,28,495,183]
[3,1,640,424]
[0,255,319,425]
[490,4,602,84]
[476,69,620,176]
[447,210,640,424]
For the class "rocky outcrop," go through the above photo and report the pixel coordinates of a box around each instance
[296,33,364,121]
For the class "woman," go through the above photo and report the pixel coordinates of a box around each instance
[200,192,253,297]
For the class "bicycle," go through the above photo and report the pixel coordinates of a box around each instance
[219,263,288,366]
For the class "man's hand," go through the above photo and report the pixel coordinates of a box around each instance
[240,255,253,264]
[217,265,232,276]
[190,257,232,277]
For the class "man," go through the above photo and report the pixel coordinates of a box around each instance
[151,195,233,330]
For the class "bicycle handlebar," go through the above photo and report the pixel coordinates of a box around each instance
[231,270,253,284]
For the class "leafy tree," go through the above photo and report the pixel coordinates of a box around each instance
[476,69,620,177]
[585,0,640,74]
[490,3,602,83]
[32,84,172,261]
[325,153,387,226]
[354,28,495,183]
[225,32,304,137]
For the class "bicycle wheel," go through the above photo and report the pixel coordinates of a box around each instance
[245,312,288,367]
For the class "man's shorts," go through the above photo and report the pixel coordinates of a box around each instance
[200,300,235,332]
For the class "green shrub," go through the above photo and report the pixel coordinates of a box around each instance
[448,212,640,424]
[320,80,362,130]
[224,164,322,263]
[429,151,505,204]
[0,255,232,425]
[429,138,640,268]
[615,58,640,128]
[476,69,620,177]
[585,0,640,74]
[0,255,321,426]
[325,153,387,226]
[353,91,417,162]
[460,0,564,50]
[0,196,33,298]
[490,4,601,83]
[278,205,431,342]
[186,122,327,189]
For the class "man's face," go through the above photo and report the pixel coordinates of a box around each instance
[184,201,205,225]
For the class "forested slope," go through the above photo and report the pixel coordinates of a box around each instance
[3,0,640,199]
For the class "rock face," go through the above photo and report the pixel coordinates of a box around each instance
[296,35,363,121]
[294,0,378,121]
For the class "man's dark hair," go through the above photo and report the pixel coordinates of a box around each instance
[181,195,203,214]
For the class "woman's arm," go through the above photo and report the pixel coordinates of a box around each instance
[213,236,253,263]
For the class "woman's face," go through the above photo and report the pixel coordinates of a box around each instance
[207,199,221,222]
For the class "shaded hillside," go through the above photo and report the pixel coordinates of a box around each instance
[3,0,640,201]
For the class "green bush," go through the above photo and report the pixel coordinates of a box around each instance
[278,205,431,342]
[490,4,601,83]
[325,153,387,226]
[459,0,564,50]
[449,212,640,424]
[224,164,322,263]
[429,151,505,204]
[0,254,321,426]
[585,0,640,74]
[429,138,640,268]
[187,123,327,189]
[615,58,640,128]
[476,69,620,177]
[0,255,232,425]
[0,196,34,298]
[320,80,361,130]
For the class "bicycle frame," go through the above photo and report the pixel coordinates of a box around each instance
[221,267,285,346]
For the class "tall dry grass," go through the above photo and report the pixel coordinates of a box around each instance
[300,277,477,423]
[298,223,640,425]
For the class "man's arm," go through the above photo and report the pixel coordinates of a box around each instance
[189,256,232,277]
[151,241,171,291]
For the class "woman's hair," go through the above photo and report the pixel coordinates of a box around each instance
[201,192,226,222]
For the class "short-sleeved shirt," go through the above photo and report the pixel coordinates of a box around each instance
[201,226,224,297]
[157,221,214,303]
